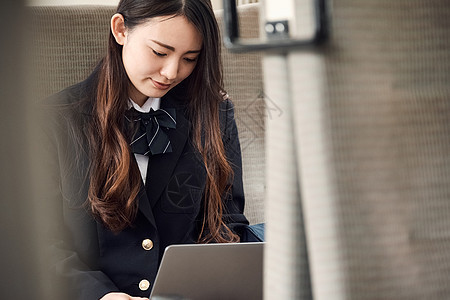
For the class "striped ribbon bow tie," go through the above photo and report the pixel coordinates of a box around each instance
[125,107,177,156]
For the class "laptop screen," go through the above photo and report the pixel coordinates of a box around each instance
[150,242,264,300]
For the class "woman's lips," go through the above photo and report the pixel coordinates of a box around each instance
[151,79,171,90]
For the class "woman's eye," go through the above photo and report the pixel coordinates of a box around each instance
[152,49,166,57]
[184,57,197,63]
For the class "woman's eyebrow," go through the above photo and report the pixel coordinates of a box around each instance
[151,39,201,54]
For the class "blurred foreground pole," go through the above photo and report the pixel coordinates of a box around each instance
[0,0,44,298]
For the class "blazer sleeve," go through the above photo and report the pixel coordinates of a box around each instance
[36,93,120,300]
[219,98,251,238]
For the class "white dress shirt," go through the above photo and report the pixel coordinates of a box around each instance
[128,97,161,184]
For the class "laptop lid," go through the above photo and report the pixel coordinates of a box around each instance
[150,242,264,300]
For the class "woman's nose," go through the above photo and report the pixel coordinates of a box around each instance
[160,59,179,81]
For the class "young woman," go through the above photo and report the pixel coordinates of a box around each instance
[40,0,258,299]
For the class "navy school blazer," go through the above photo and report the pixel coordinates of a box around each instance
[39,74,252,300]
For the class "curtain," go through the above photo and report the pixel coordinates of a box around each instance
[263,0,450,299]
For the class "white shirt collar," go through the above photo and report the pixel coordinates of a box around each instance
[128,97,161,113]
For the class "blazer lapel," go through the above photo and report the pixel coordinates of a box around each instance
[137,184,157,227]
[144,93,190,208]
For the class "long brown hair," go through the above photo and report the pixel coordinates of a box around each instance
[88,0,239,243]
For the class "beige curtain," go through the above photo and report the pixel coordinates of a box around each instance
[263,0,450,299]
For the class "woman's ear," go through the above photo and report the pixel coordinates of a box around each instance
[111,13,127,45]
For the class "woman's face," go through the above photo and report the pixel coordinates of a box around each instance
[113,15,203,105]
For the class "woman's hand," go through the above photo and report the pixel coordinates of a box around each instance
[100,292,149,300]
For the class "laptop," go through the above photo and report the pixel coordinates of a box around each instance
[150,242,264,300]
